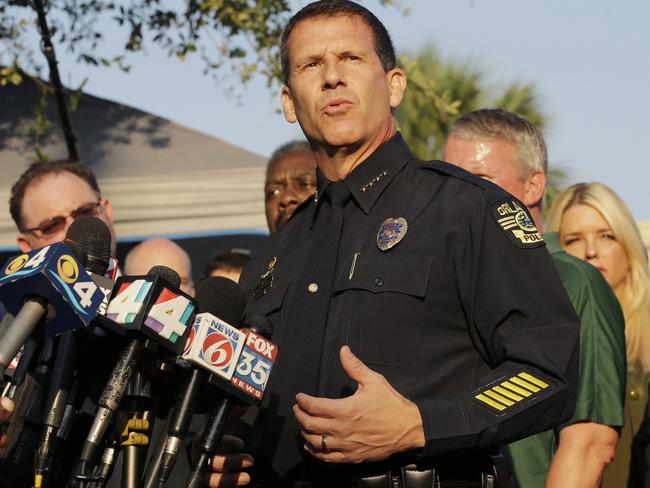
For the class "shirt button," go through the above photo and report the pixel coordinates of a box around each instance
[374,277,384,287]
[308,283,319,293]
[630,390,640,400]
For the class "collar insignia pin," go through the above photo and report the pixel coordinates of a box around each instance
[376,217,408,251]
[253,256,278,299]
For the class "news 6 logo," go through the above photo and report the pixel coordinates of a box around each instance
[232,332,277,399]
[199,319,245,381]
[1,244,100,320]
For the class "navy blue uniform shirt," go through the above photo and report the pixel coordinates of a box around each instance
[240,133,580,480]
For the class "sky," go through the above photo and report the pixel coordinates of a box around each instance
[19,0,650,220]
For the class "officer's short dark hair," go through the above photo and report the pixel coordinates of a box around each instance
[280,0,396,85]
[267,140,312,174]
[10,159,102,231]
[449,109,548,178]
[202,249,252,280]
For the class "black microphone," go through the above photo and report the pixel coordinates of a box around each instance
[0,242,104,377]
[185,314,276,488]
[145,277,246,488]
[76,266,197,477]
[34,218,115,488]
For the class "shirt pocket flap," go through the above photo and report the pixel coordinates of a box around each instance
[333,253,432,297]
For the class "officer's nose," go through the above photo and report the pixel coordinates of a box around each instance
[322,60,345,89]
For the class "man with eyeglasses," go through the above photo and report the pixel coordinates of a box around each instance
[0,159,116,485]
[9,159,116,254]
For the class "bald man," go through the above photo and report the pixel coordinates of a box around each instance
[124,238,195,296]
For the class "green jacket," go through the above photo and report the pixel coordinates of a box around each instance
[506,232,626,487]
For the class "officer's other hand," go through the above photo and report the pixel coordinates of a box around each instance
[207,435,253,487]
[0,396,15,448]
[294,346,425,464]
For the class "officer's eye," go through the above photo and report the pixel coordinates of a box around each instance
[265,187,281,200]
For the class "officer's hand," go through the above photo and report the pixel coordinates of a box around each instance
[293,346,425,464]
[207,435,253,487]
[0,396,15,448]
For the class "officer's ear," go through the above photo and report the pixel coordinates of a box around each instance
[523,170,546,210]
[386,68,406,109]
[281,85,297,124]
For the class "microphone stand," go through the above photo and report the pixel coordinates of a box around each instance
[121,370,152,488]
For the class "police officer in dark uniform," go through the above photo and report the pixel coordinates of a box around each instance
[232,2,580,487]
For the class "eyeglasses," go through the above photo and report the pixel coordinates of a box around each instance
[23,201,102,236]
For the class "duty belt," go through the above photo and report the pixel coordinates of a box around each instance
[273,452,512,488]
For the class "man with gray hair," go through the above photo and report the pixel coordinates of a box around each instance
[444,108,626,488]
[264,140,317,233]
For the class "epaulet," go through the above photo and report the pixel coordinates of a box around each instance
[416,159,500,193]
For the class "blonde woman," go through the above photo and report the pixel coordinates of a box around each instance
[547,182,650,486]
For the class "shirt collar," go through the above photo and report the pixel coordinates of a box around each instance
[314,132,412,216]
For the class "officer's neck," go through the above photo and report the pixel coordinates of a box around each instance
[530,205,544,234]
[314,120,397,181]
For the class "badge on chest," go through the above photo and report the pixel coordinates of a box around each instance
[376,217,408,251]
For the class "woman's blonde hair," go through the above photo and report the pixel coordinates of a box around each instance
[547,182,650,372]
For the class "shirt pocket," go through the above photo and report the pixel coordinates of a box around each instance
[331,253,432,367]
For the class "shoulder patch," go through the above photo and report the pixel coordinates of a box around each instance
[491,199,544,249]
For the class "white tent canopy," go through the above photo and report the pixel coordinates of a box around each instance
[0,78,269,248]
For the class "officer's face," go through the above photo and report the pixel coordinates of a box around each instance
[265,150,317,233]
[17,171,115,254]
[443,135,538,207]
[280,15,405,151]
[559,203,629,296]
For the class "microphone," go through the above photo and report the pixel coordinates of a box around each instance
[77,266,197,476]
[146,277,246,488]
[34,217,114,488]
[0,242,104,377]
[186,315,277,488]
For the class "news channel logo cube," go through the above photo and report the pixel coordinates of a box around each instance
[0,243,103,336]
[231,330,277,402]
[106,276,196,354]
[183,314,245,381]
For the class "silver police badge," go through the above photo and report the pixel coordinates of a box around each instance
[376,217,408,251]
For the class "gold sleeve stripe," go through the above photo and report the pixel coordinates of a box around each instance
[501,381,532,397]
[484,390,515,406]
[498,216,516,223]
[475,394,506,411]
[510,376,541,392]
[493,385,524,401]
[519,372,549,388]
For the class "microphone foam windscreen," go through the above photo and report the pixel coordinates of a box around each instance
[148,265,181,288]
[65,216,112,275]
[241,314,273,339]
[65,241,89,268]
[196,277,246,326]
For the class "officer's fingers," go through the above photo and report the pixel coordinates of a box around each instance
[211,453,254,472]
[303,442,348,463]
[300,430,341,452]
[207,471,251,488]
[0,397,15,423]
[0,432,8,449]
[339,346,377,386]
[295,393,343,418]
[215,435,245,455]
[293,404,340,434]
